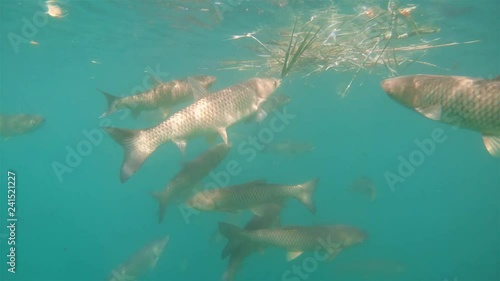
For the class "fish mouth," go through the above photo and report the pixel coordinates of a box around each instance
[380,79,393,95]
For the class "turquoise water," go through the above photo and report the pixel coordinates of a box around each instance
[0,1,499,281]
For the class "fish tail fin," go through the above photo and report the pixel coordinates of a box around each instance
[102,127,153,183]
[218,222,244,259]
[294,178,319,214]
[97,89,118,118]
[152,191,169,223]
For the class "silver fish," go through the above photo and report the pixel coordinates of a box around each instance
[381,75,500,157]
[103,77,280,182]
[0,114,45,139]
[108,236,169,281]
[219,223,367,262]
[152,143,232,223]
[187,179,318,215]
[98,75,217,118]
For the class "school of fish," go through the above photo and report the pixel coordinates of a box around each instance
[2,5,498,281]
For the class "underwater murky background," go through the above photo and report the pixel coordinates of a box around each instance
[0,0,499,280]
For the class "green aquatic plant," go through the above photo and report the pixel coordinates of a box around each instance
[218,1,479,95]
[281,20,323,78]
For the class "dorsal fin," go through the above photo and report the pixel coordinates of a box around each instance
[148,73,163,86]
[188,77,211,101]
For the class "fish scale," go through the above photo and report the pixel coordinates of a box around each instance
[381,75,500,157]
[188,179,318,215]
[219,223,367,261]
[421,77,500,132]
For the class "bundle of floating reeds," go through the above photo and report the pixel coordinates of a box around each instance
[220,1,478,96]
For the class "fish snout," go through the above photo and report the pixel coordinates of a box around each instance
[32,115,46,126]
[380,79,394,95]
[359,230,369,243]
[256,77,281,99]
[206,76,217,87]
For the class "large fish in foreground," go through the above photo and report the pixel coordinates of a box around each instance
[152,143,232,223]
[108,236,169,281]
[187,179,319,215]
[98,75,217,118]
[0,114,45,139]
[222,203,283,281]
[381,75,500,157]
[219,223,367,262]
[103,77,281,182]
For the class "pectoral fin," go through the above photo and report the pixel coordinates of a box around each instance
[217,128,228,145]
[244,109,268,124]
[174,140,187,155]
[256,109,268,122]
[250,205,268,217]
[416,104,442,121]
[327,248,342,261]
[287,251,303,261]
[188,77,211,101]
[482,135,500,157]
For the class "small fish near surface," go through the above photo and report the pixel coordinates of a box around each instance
[221,203,283,281]
[381,75,500,157]
[187,178,319,215]
[0,114,45,140]
[218,223,367,262]
[103,77,281,183]
[98,75,217,119]
[152,143,232,223]
[108,236,169,281]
